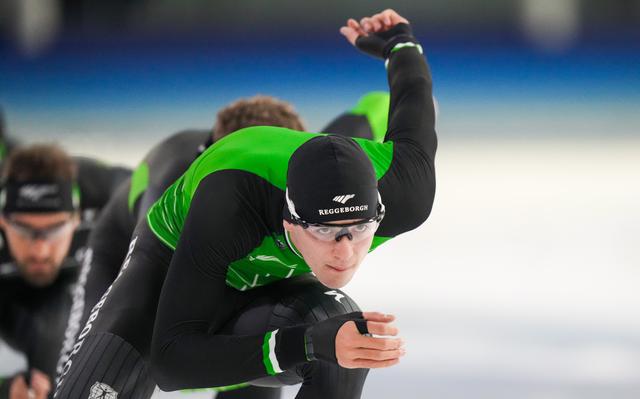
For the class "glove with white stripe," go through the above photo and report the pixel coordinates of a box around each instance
[355,23,420,60]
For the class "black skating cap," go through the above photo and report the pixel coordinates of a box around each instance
[284,135,378,224]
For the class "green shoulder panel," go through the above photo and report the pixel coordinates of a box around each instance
[183,126,315,195]
[353,137,394,180]
[350,91,390,143]
[147,126,395,255]
[184,127,395,196]
[146,127,315,250]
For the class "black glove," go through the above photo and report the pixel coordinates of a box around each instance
[303,311,369,363]
[355,23,419,60]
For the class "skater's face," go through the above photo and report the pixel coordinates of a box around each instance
[0,212,79,287]
[283,218,374,288]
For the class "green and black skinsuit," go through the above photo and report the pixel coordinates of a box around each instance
[55,94,390,399]
[55,24,436,399]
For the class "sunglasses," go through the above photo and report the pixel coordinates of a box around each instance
[290,201,385,242]
[301,218,382,242]
[5,218,75,242]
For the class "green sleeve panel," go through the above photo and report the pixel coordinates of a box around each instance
[350,91,390,143]
[226,234,391,291]
[226,235,311,291]
[128,162,150,212]
[146,175,187,250]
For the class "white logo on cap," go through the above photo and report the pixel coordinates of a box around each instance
[19,184,58,202]
[332,194,355,204]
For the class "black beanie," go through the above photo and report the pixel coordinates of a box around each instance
[284,135,379,224]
